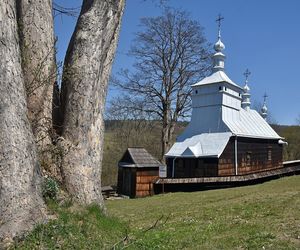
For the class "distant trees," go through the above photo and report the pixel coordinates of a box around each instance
[282,126,300,161]
[106,103,156,148]
[111,8,211,160]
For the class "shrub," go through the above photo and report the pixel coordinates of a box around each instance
[42,176,59,200]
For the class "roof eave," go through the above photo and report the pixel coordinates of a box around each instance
[192,80,243,90]
[233,134,282,140]
[118,163,137,168]
[165,154,219,158]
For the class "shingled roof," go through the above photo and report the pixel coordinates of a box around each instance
[119,147,164,168]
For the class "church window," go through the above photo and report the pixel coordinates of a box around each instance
[268,148,272,161]
[246,151,252,165]
[195,90,198,94]
[219,86,222,91]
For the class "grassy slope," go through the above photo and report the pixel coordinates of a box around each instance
[17,175,300,249]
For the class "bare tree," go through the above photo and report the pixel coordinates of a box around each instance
[112,8,210,160]
[59,0,125,205]
[297,114,300,125]
[0,1,46,244]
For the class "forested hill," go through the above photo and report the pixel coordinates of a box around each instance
[102,120,300,186]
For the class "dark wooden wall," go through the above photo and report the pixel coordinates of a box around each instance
[237,137,283,174]
[218,138,235,176]
[219,137,283,176]
[166,158,218,178]
[117,167,136,198]
[167,137,283,178]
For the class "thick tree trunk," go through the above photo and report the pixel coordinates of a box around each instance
[16,0,58,178]
[60,0,125,205]
[0,0,46,245]
[161,119,176,162]
[161,126,168,163]
[161,105,174,162]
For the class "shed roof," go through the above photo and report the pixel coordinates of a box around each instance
[165,132,232,158]
[119,147,164,168]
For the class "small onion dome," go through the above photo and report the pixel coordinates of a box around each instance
[214,38,225,52]
[243,83,250,93]
[261,103,268,113]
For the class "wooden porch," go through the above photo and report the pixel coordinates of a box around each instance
[155,160,300,185]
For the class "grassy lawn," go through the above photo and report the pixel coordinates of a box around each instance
[16,175,300,249]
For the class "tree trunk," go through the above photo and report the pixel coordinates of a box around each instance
[161,104,174,162]
[59,0,125,205]
[161,125,172,162]
[161,111,169,162]
[16,0,58,179]
[0,0,46,245]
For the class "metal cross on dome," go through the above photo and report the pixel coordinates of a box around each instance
[244,69,251,82]
[263,92,268,102]
[216,14,224,38]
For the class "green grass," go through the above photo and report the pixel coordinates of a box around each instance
[15,175,300,249]
[15,202,127,250]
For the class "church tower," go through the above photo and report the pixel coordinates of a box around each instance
[261,93,268,121]
[241,69,251,110]
[177,14,243,140]
[212,15,226,72]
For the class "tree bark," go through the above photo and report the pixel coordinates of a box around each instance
[59,0,125,205]
[16,0,58,178]
[161,122,175,163]
[0,0,47,245]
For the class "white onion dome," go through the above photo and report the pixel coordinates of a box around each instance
[243,83,250,93]
[261,103,268,113]
[214,38,225,52]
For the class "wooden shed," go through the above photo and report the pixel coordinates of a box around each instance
[117,148,163,198]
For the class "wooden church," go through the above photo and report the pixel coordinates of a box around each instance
[117,16,296,198]
[164,16,287,180]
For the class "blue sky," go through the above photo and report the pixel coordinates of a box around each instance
[54,0,300,125]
